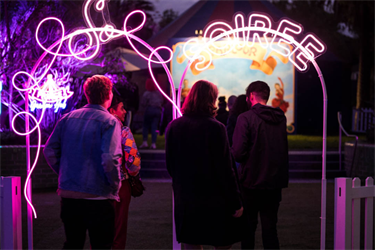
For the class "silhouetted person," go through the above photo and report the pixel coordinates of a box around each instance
[226,95,248,147]
[166,80,244,250]
[232,81,289,250]
[216,96,229,126]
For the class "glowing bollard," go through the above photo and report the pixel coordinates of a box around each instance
[0,176,22,250]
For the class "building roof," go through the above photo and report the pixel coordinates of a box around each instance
[148,0,286,48]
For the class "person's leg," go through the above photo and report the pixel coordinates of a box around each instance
[113,180,132,249]
[86,199,115,249]
[60,198,87,249]
[241,189,259,250]
[184,243,203,250]
[259,189,282,250]
[141,108,151,147]
[150,107,161,146]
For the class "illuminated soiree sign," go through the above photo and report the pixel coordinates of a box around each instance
[11,2,329,250]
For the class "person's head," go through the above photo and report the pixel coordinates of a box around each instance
[84,75,113,108]
[228,95,237,111]
[218,96,227,110]
[182,80,218,117]
[229,94,248,116]
[145,78,157,92]
[275,83,281,91]
[245,81,270,106]
[108,95,127,122]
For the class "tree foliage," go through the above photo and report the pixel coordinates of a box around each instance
[158,9,179,30]
[272,0,374,109]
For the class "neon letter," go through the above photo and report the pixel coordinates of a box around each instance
[270,19,303,57]
[289,34,326,71]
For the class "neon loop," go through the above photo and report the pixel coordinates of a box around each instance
[11,111,41,219]
[13,1,181,219]
[147,46,182,117]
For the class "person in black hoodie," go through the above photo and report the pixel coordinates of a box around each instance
[232,81,289,250]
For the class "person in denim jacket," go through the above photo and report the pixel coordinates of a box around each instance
[108,95,141,249]
[44,75,122,249]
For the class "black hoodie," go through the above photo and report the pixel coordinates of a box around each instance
[231,103,289,189]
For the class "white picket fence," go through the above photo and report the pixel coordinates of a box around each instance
[352,108,374,133]
[0,177,23,249]
[334,177,375,250]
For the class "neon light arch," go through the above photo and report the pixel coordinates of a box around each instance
[176,13,328,250]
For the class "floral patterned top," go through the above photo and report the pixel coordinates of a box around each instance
[120,126,141,180]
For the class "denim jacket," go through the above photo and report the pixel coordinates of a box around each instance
[44,104,123,201]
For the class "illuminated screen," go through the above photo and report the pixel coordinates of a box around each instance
[171,40,296,133]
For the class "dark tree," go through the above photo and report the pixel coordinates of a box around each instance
[159,9,179,29]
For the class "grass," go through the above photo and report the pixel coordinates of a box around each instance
[134,134,365,150]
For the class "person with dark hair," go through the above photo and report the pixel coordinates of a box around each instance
[108,95,141,249]
[166,80,244,250]
[140,78,163,149]
[226,95,248,147]
[232,81,289,250]
[216,96,229,126]
[44,75,122,249]
[227,95,237,111]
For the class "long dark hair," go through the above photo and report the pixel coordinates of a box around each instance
[181,80,218,117]
[229,94,248,117]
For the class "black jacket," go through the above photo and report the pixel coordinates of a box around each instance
[231,103,289,189]
[165,114,244,245]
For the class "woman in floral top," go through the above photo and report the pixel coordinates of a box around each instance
[109,95,141,249]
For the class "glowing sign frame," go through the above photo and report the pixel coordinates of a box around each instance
[11,2,328,250]
[179,12,328,250]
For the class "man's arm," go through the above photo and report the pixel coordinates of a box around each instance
[231,114,250,163]
[101,120,123,191]
[44,120,63,174]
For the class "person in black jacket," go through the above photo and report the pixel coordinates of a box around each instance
[166,80,244,249]
[232,81,289,250]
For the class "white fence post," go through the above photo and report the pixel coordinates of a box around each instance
[334,178,352,249]
[364,177,374,250]
[334,177,375,250]
[0,176,23,250]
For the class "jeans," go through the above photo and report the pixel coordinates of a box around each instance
[241,188,282,250]
[113,180,132,249]
[60,198,115,249]
[143,106,161,143]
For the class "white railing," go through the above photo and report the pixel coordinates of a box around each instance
[0,176,23,249]
[352,108,374,133]
[334,177,375,250]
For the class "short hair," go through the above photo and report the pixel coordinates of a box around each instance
[246,81,270,102]
[84,75,112,105]
[109,94,124,111]
[182,80,218,117]
[228,95,237,107]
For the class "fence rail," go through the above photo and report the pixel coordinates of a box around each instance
[352,108,374,133]
[334,177,375,250]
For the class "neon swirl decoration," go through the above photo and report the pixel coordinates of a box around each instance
[12,0,326,219]
[12,0,178,219]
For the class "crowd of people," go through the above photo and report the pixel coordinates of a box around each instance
[44,75,289,250]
